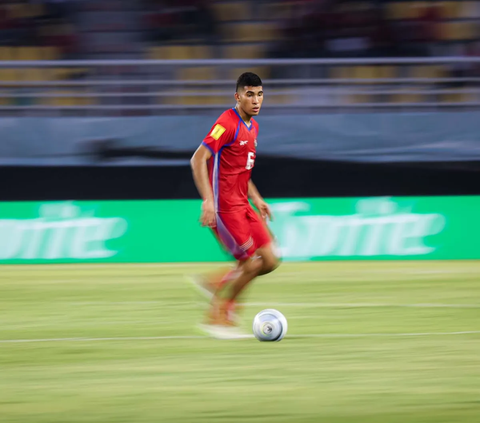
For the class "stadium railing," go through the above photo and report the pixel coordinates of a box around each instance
[0,57,479,115]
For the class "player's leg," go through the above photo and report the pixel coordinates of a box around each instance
[256,243,280,276]
[208,255,262,325]
[217,208,280,317]
[203,211,258,326]
[190,265,239,301]
[249,207,281,275]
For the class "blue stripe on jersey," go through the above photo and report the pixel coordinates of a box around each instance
[201,141,215,154]
[232,107,253,131]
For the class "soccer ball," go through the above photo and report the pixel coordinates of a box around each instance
[252,309,288,342]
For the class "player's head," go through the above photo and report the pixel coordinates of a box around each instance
[235,72,263,117]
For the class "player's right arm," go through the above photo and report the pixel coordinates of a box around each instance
[190,144,215,227]
[191,117,236,227]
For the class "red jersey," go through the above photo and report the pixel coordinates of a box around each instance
[202,108,259,213]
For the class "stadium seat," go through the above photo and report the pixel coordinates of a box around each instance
[440,88,472,104]
[177,67,217,80]
[169,90,206,106]
[0,69,18,82]
[213,2,249,22]
[43,90,95,107]
[391,88,423,104]
[15,47,42,61]
[223,44,264,59]
[222,22,277,43]
[0,47,13,61]
[148,45,212,60]
[229,66,270,80]
[386,2,414,20]
[40,47,61,61]
[439,22,477,41]
[411,65,446,79]
[439,2,462,19]
[334,66,395,83]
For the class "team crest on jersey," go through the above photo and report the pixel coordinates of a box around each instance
[210,124,226,140]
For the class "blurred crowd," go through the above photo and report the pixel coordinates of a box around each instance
[0,0,478,61]
[269,0,444,58]
[0,0,78,57]
[143,0,219,45]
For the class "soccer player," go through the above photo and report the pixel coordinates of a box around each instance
[190,72,280,338]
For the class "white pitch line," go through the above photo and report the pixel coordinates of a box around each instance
[0,335,206,344]
[288,331,480,338]
[1,331,479,344]
[69,301,480,309]
[246,302,480,309]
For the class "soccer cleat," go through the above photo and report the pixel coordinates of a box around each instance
[204,297,242,326]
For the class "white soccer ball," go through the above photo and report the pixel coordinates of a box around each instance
[252,309,288,342]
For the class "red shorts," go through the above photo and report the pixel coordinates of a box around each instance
[212,206,272,260]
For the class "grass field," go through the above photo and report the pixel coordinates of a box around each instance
[1,261,479,423]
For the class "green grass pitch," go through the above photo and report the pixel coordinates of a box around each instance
[1,261,479,423]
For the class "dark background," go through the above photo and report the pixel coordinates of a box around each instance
[3,158,480,202]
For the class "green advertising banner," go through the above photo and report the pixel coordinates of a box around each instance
[0,196,479,264]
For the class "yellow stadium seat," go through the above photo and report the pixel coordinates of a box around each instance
[411,65,446,79]
[40,47,61,61]
[439,22,477,40]
[0,66,19,82]
[213,2,249,21]
[148,45,212,60]
[191,45,213,59]
[229,66,270,81]
[170,90,204,106]
[177,67,217,80]
[168,46,195,60]
[203,94,229,106]
[223,22,277,43]
[223,44,264,59]
[386,1,429,20]
[0,47,14,61]
[44,90,94,107]
[391,88,423,104]
[352,66,376,80]
[15,47,42,61]
[439,2,461,19]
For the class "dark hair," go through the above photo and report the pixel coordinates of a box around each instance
[236,72,262,92]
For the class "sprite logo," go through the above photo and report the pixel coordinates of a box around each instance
[269,198,447,259]
[0,203,128,260]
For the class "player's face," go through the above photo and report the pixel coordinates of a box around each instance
[235,86,263,117]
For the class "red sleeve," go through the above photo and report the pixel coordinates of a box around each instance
[202,115,236,154]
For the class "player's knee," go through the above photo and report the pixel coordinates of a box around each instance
[262,256,280,275]
[244,256,263,276]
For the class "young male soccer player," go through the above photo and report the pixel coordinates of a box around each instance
[190,72,280,338]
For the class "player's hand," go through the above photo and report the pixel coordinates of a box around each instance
[201,199,216,228]
[253,198,273,222]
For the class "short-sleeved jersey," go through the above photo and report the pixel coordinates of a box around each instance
[202,108,259,213]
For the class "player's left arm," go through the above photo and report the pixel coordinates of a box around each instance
[249,180,272,221]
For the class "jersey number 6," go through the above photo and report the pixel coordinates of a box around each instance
[246,152,255,170]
